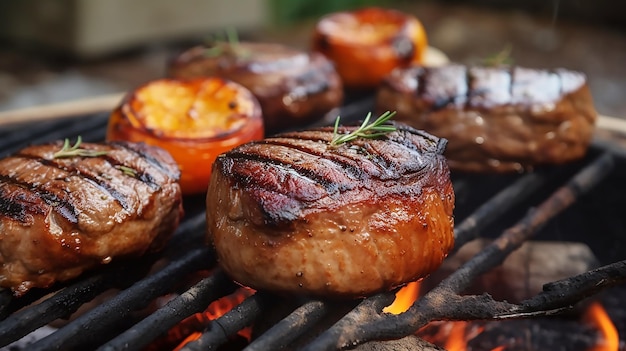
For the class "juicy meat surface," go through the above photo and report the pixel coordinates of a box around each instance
[206,122,455,298]
[376,64,598,172]
[0,140,183,296]
[168,42,344,134]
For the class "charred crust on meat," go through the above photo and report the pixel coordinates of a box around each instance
[0,188,41,223]
[257,139,367,180]
[436,138,448,155]
[17,152,136,212]
[110,141,181,180]
[292,68,332,96]
[104,159,160,191]
[0,174,78,224]
[50,156,136,210]
[224,149,347,194]
[213,122,447,226]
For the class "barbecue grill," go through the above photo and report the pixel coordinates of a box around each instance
[0,95,625,351]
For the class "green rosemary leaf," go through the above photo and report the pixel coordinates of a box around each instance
[53,136,108,158]
[204,27,249,58]
[116,165,138,178]
[483,44,514,67]
[330,111,397,147]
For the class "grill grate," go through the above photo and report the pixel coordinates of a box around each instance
[0,98,625,351]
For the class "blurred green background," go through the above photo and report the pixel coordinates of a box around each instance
[269,0,391,25]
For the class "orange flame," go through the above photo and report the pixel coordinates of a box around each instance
[584,302,619,351]
[444,321,469,351]
[148,287,255,351]
[418,319,508,351]
[173,332,201,351]
[386,283,507,351]
[383,281,421,314]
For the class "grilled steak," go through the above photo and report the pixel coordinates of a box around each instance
[376,64,597,172]
[168,42,344,134]
[206,122,455,298]
[0,140,183,296]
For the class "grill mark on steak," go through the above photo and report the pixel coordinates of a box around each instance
[416,65,427,97]
[218,123,446,211]
[555,69,564,95]
[259,138,368,180]
[101,154,160,192]
[227,126,428,195]
[376,64,596,173]
[274,124,441,179]
[508,65,515,98]
[412,64,588,112]
[224,148,347,194]
[292,65,332,96]
[384,126,443,155]
[111,141,179,180]
[0,174,78,224]
[14,152,136,211]
[0,185,45,223]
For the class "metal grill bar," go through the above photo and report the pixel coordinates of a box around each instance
[98,269,239,351]
[182,292,274,351]
[0,212,209,350]
[301,152,616,351]
[244,300,331,351]
[0,98,624,351]
[453,170,547,250]
[28,244,213,351]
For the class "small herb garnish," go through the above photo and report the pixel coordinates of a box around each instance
[116,165,138,178]
[483,44,514,67]
[204,27,249,58]
[330,111,397,147]
[53,136,108,158]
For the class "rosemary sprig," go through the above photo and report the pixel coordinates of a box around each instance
[116,165,137,178]
[330,111,397,147]
[482,44,514,67]
[53,136,108,158]
[204,27,249,58]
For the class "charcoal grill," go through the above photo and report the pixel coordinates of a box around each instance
[0,95,625,351]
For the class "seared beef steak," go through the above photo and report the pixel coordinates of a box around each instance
[376,64,597,172]
[0,140,183,296]
[206,122,454,298]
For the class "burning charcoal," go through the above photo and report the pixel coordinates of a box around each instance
[355,336,445,351]
[468,318,600,351]
[422,239,600,304]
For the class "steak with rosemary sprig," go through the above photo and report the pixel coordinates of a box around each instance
[0,139,183,296]
[206,118,455,298]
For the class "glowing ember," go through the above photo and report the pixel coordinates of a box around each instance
[383,281,421,314]
[148,287,255,351]
[418,320,504,351]
[444,321,469,351]
[384,282,511,350]
[583,302,619,351]
[173,332,201,351]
